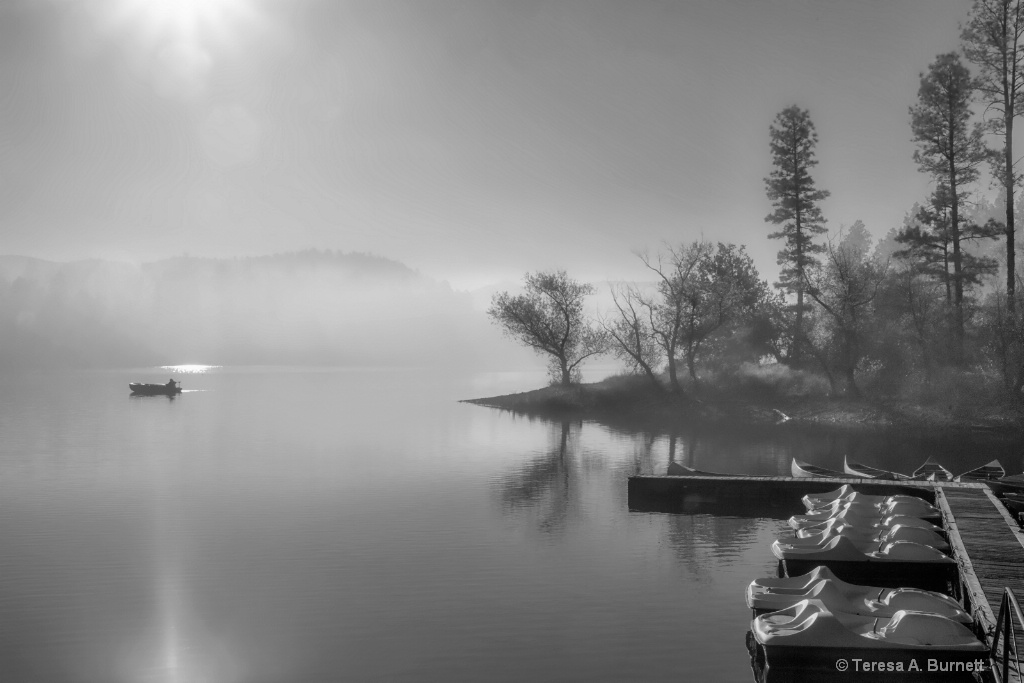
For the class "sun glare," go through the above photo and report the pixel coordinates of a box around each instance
[115,0,252,42]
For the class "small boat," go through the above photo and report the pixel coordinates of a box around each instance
[772,536,952,564]
[988,472,1024,496]
[783,522,948,552]
[791,458,845,478]
[751,599,987,670]
[792,511,942,534]
[802,490,933,512]
[792,498,940,525]
[746,566,970,622]
[911,457,952,481]
[129,382,182,396]
[843,456,909,480]
[954,459,1005,482]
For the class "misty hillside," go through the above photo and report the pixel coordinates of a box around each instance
[0,251,509,369]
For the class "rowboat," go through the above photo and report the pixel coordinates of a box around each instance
[843,456,909,480]
[129,382,182,396]
[954,459,1005,482]
[910,457,952,481]
[791,458,845,478]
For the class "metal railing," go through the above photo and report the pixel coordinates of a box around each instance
[992,587,1023,683]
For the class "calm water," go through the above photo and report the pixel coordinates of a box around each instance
[0,367,1017,682]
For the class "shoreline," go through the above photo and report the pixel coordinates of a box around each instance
[462,379,1024,439]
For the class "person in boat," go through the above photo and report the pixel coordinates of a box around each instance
[166,378,178,391]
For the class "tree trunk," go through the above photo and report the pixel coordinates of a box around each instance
[1007,107,1016,313]
[666,355,682,393]
[949,155,965,365]
[559,357,571,386]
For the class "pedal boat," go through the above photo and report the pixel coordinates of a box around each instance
[746,566,970,622]
[752,599,988,670]
[803,496,939,517]
[802,487,931,510]
[773,536,951,563]
[792,511,942,534]
[788,501,939,529]
[783,522,948,552]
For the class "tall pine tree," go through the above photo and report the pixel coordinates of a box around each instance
[962,0,1024,312]
[764,105,830,365]
[909,52,990,364]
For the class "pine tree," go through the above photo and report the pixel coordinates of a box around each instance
[909,52,991,364]
[764,106,830,365]
[962,0,1024,312]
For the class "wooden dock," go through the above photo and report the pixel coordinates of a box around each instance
[629,474,1024,680]
[937,486,1024,682]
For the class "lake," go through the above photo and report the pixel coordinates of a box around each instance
[0,367,1018,682]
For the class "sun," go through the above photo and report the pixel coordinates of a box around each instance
[103,0,259,49]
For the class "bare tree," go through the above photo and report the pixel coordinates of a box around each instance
[803,223,889,397]
[488,271,608,386]
[602,283,663,389]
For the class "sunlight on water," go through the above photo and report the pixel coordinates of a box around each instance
[159,365,222,374]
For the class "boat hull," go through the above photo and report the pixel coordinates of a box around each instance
[129,383,182,396]
[779,558,955,592]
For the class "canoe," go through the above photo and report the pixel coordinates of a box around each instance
[988,473,1024,496]
[129,383,182,396]
[746,566,970,622]
[791,458,845,478]
[843,456,909,480]
[752,599,987,670]
[910,457,952,481]
[954,459,1005,482]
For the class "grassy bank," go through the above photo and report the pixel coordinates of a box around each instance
[463,367,1024,437]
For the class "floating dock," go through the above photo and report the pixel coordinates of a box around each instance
[628,474,1024,681]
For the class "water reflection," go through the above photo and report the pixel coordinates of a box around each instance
[499,420,578,534]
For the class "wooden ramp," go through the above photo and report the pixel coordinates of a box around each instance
[938,487,1024,682]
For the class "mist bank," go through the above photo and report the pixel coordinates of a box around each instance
[0,250,524,370]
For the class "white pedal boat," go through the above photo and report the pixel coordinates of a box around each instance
[781,522,949,552]
[752,599,988,668]
[789,504,939,531]
[803,488,934,511]
[746,566,970,623]
[802,496,939,518]
[793,510,942,534]
[772,536,953,564]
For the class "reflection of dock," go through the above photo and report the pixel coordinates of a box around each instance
[629,474,1024,679]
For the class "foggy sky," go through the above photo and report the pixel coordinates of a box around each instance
[1,0,972,289]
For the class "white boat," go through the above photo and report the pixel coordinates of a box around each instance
[790,510,942,533]
[783,522,948,552]
[752,599,987,669]
[746,566,970,622]
[802,487,931,510]
[772,536,953,564]
[788,500,939,528]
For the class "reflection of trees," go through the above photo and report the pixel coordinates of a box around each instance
[498,420,577,534]
[664,513,765,580]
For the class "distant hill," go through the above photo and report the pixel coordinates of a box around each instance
[0,251,509,369]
